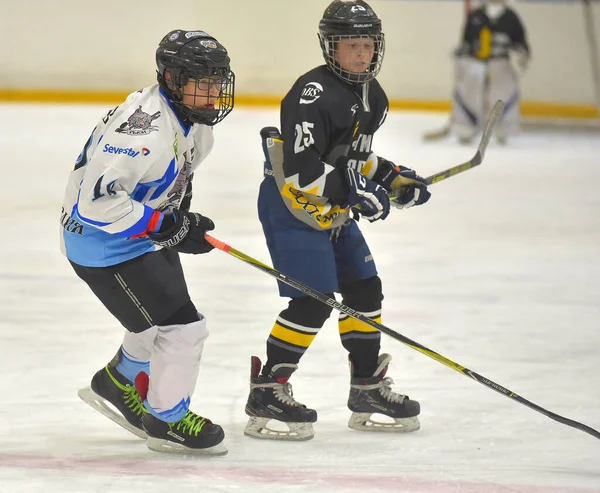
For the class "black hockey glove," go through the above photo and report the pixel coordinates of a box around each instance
[148,210,215,254]
[374,157,431,210]
[344,168,390,222]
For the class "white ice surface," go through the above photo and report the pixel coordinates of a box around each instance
[0,104,599,493]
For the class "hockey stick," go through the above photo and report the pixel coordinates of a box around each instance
[422,123,451,142]
[421,2,472,139]
[583,0,600,114]
[423,100,504,186]
[205,233,600,441]
[391,100,504,207]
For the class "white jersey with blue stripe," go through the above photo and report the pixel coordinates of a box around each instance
[60,84,214,267]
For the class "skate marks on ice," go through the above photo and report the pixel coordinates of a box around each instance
[1,451,600,493]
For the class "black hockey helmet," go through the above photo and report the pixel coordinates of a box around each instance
[156,30,235,126]
[318,0,385,84]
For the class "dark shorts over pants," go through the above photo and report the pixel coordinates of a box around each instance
[258,177,377,298]
[70,248,193,333]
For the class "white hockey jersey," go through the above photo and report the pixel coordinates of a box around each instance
[60,85,214,267]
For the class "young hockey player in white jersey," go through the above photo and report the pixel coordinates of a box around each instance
[451,0,530,144]
[244,0,431,441]
[60,29,235,455]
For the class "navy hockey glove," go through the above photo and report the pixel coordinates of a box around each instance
[344,168,390,222]
[392,183,431,209]
[149,210,215,254]
[374,157,431,210]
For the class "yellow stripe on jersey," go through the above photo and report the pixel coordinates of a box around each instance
[476,27,493,61]
[338,315,381,335]
[280,184,349,230]
[270,322,317,349]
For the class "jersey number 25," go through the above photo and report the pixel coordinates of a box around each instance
[294,122,315,153]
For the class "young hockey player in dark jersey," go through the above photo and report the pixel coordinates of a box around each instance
[244,0,431,441]
[452,0,530,144]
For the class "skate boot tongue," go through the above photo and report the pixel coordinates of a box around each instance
[372,354,392,379]
[135,371,149,400]
[348,353,391,382]
[268,363,298,384]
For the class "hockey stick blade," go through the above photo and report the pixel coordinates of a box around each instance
[422,123,451,142]
[206,233,600,441]
[424,100,505,185]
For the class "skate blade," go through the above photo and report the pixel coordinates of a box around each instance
[146,437,228,456]
[77,386,147,439]
[348,413,420,433]
[244,417,314,441]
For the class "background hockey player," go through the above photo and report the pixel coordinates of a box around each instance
[60,29,235,455]
[244,0,431,441]
[451,0,530,144]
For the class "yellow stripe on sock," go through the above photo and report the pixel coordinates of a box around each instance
[338,316,381,335]
[270,322,317,349]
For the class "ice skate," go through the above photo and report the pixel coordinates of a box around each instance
[77,349,148,439]
[347,353,420,433]
[244,356,317,441]
[142,411,227,456]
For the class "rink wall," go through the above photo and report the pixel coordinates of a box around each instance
[1,0,599,117]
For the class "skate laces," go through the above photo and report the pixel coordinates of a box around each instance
[174,411,209,436]
[105,366,146,417]
[370,354,405,403]
[123,387,146,417]
[378,377,406,404]
[352,376,407,404]
[274,382,304,407]
[251,380,304,407]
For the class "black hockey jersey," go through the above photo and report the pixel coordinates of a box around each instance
[461,7,529,61]
[279,65,389,207]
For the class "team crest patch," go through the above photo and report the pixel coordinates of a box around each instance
[299,82,323,105]
[115,105,161,136]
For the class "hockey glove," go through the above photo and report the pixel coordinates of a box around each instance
[453,43,469,58]
[374,157,431,210]
[344,167,390,222]
[392,184,431,209]
[148,209,215,254]
[512,45,530,74]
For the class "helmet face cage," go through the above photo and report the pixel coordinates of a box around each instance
[318,1,385,84]
[156,31,235,126]
[162,67,235,126]
[319,32,385,84]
